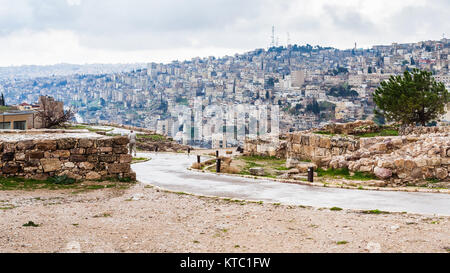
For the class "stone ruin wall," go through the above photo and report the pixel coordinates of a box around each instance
[244,125,450,184]
[286,133,359,163]
[0,134,135,181]
[244,139,287,158]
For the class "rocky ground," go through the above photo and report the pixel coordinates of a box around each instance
[0,183,449,253]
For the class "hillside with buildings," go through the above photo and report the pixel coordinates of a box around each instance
[1,39,450,148]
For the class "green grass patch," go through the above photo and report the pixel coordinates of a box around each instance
[237,155,286,178]
[356,129,398,138]
[137,134,166,141]
[351,171,377,180]
[426,178,441,183]
[275,166,290,171]
[314,131,336,136]
[93,213,111,218]
[60,124,112,133]
[317,168,350,177]
[330,207,343,211]
[336,241,348,245]
[22,221,39,227]
[317,168,377,181]
[361,209,390,215]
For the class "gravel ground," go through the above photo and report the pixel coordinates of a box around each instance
[0,183,449,253]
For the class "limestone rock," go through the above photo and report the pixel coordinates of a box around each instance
[79,162,94,170]
[40,158,62,173]
[435,168,448,180]
[374,167,392,179]
[85,171,101,180]
[249,167,265,176]
[286,158,300,168]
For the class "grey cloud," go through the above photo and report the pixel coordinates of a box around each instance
[323,4,378,35]
[387,2,450,42]
[0,0,449,53]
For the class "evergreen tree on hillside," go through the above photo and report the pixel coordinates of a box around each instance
[373,69,449,126]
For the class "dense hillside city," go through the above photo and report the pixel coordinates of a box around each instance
[1,39,450,147]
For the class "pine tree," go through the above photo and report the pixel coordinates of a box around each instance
[373,69,449,126]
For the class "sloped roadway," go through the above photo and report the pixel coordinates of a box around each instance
[132,152,450,216]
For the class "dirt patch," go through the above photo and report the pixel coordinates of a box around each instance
[0,184,448,253]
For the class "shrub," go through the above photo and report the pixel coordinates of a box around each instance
[47,175,76,185]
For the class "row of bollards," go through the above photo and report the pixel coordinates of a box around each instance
[194,150,221,173]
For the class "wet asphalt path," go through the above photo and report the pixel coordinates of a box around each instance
[132,153,450,216]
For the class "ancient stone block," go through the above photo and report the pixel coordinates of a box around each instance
[394,158,404,169]
[429,157,441,166]
[79,162,94,170]
[85,171,101,180]
[35,140,57,151]
[64,162,75,168]
[2,163,19,174]
[79,138,94,148]
[40,158,62,173]
[107,163,130,174]
[292,133,301,144]
[113,146,129,154]
[2,152,15,161]
[119,154,133,163]
[301,135,309,146]
[3,142,17,153]
[249,167,265,176]
[374,167,392,179]
[24,159,40,167]
[97,138,113,147]
[113,136,129,145]
[359,165,373,172]
[70,155,87,162]
[70,148,85,155]
[57,138,77,150]
[404,160,417,171]
[410,168,423,179]
[15,153,26,161]
[292,144,301,154]
[99,155,115,163]
[16,140,34,150]
[99,147,113,153]
[53,150,70,158]
[87,155,99,162]
[435,168,448,180]
[59,170,82,180]
[319,137,331,148]
[122,171,136,181]
[86,148,98,154]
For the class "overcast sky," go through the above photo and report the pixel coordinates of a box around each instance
[0,0,448,66]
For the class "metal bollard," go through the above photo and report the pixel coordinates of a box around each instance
[216,150,219,157]
[307,167,314,182]
[216,158,221,173]
[197,155,201,164]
